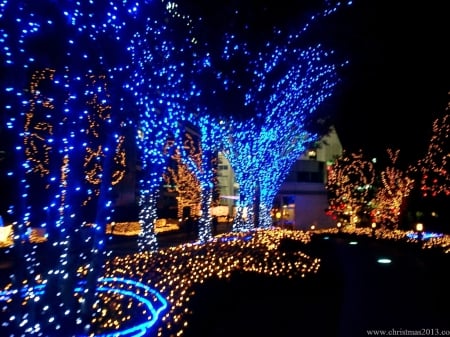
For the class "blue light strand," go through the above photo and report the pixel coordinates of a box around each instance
[179,115,228,242]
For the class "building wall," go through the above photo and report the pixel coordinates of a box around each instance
[275,183,335,230]
[216,153,237,215]
[276,127,343,230]
[301,126,343,164]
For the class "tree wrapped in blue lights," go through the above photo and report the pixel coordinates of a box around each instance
[129,4,205,251]
[0,1,136,334]
[190,1,351,230]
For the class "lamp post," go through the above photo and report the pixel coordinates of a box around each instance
[337,221,342,233]
[415,222,424,243]
[371,222,376,237]
[275,211,281,227]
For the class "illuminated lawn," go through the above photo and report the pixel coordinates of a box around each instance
[95,229,318,336]
[2,226,449,336]
[0,228,318,336]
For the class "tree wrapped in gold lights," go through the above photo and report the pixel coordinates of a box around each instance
[372,149,415,229]
[415,100,450,198]
[326,96,450,231]
[325,150,376,228]
[402,96,450,232]
[163,151,202,219]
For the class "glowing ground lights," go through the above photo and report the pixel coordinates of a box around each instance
[0,278,168,337]
[2,227,450,336]
[101,228,319,337]
[377,258,392,264]
[0,228,320,336]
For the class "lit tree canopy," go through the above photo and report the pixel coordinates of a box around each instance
[188,1,352,230]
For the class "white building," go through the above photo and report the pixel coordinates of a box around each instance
[275,126,343,230]
[216,152,238,216]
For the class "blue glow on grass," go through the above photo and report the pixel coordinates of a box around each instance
[406,232,443,240]
[219,233,253,242]
[0,277,168,337]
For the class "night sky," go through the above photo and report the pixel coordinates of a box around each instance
[321,0,450,164]
[183,0,450,165]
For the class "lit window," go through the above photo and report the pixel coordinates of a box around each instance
[308,150,316,159]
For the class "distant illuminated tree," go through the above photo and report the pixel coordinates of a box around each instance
[402,98,450,231]
[222,117,317,230]
[163,153,201,219]
[415,101,450,198]
[372,149,415,229]
[325,150,375,228]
